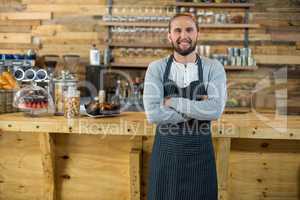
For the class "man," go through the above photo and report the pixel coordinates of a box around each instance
[143,13,227,200]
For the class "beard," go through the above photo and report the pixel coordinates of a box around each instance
[171,37,197,56]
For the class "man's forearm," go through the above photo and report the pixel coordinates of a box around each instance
[169,97,225,121]
[144,104,188,124]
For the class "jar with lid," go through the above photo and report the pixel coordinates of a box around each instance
[53,71,78,115]
[64,87,80,119]
[204,12,214,24]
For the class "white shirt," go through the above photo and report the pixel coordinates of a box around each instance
[169,60,199,88]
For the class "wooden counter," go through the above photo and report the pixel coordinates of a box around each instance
[0,112,299,200]
[0,112,299,139]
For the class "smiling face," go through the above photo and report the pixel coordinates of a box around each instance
[168,15,198,56]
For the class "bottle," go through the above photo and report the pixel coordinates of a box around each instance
[103,48,111,66]
[26,49,36,67]
[111,80,123,106]
[98,90,106,104]
[132,77,140,104]
[89,44,100,65]
[125,81,131,105]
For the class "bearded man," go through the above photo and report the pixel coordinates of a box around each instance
[143,13,227,200]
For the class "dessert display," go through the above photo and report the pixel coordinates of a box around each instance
[13,85,55,116]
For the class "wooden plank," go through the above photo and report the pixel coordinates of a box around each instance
[0,33,32,44]
[255,55,300,65]
[239,128,300,140]
[229,139,300,200]
[38,133,56,200]
[271,32,300,42]
[266,7,300,12]
[219,189,229,200]
[23,0,105,4]
[215,138,231,191]
[0,20,40,26]
[201,33,271,41]
[0,112,299,137]
[0,12,52,20]
[297,42,300,50]
[55,134,131,199]
[0,25,32,33]
[224,66,258,71]
[172,2,255,8]
[0,131,44,199]
[0,43,40,50]
[129,149,142,200]
[26,4,105,15]
[253,45,297,55]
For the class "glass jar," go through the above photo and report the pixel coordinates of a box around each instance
[205,12,214,24]
[64,88,80,119]
[53,71,78,115]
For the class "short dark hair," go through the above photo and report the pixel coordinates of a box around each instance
[168,13,199,33]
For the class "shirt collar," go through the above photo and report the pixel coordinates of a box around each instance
[172,55,199,66]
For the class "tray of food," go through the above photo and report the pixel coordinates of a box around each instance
[83,100,121,118]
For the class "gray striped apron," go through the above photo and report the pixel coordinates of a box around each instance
[147,55,218,200]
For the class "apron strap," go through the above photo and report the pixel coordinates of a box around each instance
[163,55,174,83]
[196,54,207,95]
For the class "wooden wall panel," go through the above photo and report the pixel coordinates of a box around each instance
[54,134,132,200]
[26,4,106,15]
[0,33,32,44]
[0,131,44,200]
[0,12,52,20]
[0,0,298,66]
[228,139,300,200]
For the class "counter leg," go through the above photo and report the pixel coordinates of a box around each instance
[130,137,143,200]
[39,132,56,200]
[215,138,231,200]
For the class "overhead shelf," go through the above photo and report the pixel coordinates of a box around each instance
[99,21,168,27]
[100,21,260,29]
[224,65,258,70]
[172,2,255,8]
[110,63,147,68]
[109,42,171,48]
[110,62,258,70]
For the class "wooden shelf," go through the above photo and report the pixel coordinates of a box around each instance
[99,21,168,27]
[172,2,255,8]
[100,21,260,29]
[110,63,148,68]
[200,24,260,28]
[110,63,258,70]
[109,42,171,48]
[224,65,258,71]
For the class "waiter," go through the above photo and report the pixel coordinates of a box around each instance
[143,13,227,200]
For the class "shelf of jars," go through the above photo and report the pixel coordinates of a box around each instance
[171,2,255,8]
[109,46,258,71]
[100,21,259,28]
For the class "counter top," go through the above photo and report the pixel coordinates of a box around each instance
[0,112,299,139]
